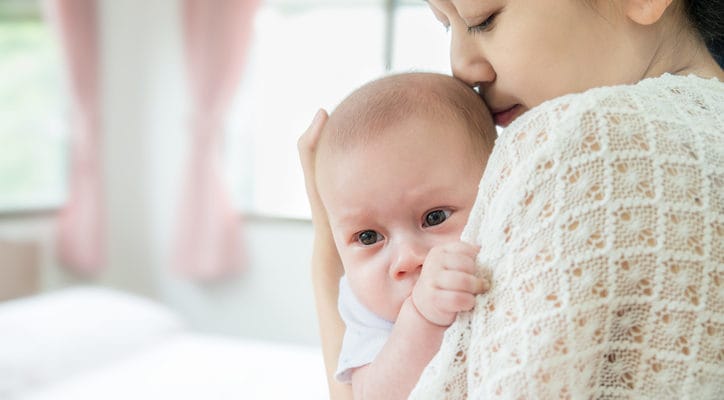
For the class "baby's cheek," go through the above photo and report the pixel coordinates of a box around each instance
[449,215,471,238]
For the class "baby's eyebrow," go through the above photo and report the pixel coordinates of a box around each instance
[332,210,367,227]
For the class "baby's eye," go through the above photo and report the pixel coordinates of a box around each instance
[357,230,383,246]
[423,209,451,227]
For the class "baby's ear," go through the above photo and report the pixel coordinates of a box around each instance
[623,0,673,25]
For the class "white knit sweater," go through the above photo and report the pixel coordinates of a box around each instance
[410,74,724,399]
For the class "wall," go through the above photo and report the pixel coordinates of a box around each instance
[0,0,321,347]
[0,215,319,346]
[157,216,318,345]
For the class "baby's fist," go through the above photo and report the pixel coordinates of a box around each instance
[411,242,488,326]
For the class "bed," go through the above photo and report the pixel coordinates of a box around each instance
[0,286,328,399]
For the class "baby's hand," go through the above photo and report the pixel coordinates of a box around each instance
[411,241,489,326]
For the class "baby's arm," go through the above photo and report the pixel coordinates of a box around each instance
[350,241,488,400]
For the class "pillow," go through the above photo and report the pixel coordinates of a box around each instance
[0,286,185,398]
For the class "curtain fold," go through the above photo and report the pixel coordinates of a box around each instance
[45,0,103,275]
[174,0,259,280]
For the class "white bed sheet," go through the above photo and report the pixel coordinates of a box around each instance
[0,286,185,397]
[23,333,329,400]
[0,286,329,400]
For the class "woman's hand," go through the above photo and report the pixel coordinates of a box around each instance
[298,109,329,228]
[298,109,352,400]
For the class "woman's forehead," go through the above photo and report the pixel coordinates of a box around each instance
[426,0,485,19]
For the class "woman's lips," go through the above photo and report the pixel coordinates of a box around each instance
[492,105,521,127]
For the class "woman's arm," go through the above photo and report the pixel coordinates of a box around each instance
[298,110,352,400]
[310,221,350,400]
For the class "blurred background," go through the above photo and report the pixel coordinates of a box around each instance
[0,0,450,397]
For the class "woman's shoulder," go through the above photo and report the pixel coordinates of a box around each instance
[574,73,723,122]
[520,73,720,125]
[494,73,724,165]
[466,73,724,258]
[474,73,724,241]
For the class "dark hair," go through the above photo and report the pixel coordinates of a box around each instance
[683,0,724,67]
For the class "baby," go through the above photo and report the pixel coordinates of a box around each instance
[315,72,496,399]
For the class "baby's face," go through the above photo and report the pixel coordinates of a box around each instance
[318,116,486,321]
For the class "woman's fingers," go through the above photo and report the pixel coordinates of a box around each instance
[297,109,329,223]
[297,108,328,174]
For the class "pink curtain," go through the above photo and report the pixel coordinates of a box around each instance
[45,0,103,275]
[174,0,259,280]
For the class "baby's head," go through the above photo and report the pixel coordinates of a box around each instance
[316,72,495,321]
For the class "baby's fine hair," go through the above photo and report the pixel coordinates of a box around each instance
[319,72,495,162]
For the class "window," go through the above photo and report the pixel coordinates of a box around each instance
[0,0,451,219]
[227,0,451,219]
[0,0,66,212]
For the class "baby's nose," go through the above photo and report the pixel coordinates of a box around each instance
[389,242,425,280]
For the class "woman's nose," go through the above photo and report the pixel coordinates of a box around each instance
[450,30,496,88]
[389,241,426,281]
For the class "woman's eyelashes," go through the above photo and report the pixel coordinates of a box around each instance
[356,230,384,246]
[423,209,451,227]
[467,12,497,34]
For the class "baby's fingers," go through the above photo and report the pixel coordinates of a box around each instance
[438,241,480,259]
[434,290,478,313]
[428,248,478,274]
[436,270,489,294]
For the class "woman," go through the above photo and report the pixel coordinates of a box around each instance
[299,0,723,398]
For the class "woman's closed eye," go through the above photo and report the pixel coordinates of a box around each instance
[356,230,384,246]
[467,12,497,34]
[423,209,452,227]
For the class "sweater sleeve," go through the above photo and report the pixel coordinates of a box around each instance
[411,75,724,399]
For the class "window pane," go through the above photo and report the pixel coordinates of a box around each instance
[0,18,66,211]
[227,5,386,219]
[391,4,451,74]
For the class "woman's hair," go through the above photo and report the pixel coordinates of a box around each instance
[683,0,724,67]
